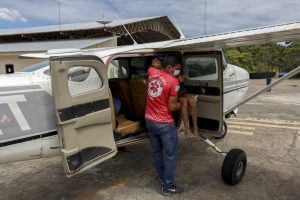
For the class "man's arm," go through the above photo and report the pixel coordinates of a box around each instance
[168,96,181,111]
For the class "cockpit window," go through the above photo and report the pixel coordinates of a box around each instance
[221,49,228,70]
[107,59,128,78]
[18,60,49,72]
[185,57,218,80]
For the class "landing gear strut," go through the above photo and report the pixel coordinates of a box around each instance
[214,121,227,139]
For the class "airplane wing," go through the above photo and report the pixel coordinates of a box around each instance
[20,22,300,58]
[160,22,300,50]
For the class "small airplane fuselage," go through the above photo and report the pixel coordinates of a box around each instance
[0,49,249,168]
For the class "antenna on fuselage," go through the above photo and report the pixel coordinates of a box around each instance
[97,20,112,30]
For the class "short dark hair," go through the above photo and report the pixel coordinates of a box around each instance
[162,55,180,69]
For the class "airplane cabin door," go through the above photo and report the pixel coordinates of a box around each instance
[182,51,224,134]
[50,56,117,177]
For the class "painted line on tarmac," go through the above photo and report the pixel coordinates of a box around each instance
[0,130,2,135]
[258,96,300,106]
[227,121,300,131]
[228,125,255,130]
[228,130,254,136]
[228,117,299,125]
[260,99,300,106]
[228,124,255,135]
[245,102,263,105]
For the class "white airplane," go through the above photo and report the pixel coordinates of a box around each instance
[0,21,300,186]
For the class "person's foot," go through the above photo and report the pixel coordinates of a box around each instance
[193,127,198,135]
[184,129,198,140]
[184,129,194,138]
[161,184,184,196]
[193,127,200,140]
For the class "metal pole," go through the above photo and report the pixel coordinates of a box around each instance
[204,0,207,35]
[58,0,61,28]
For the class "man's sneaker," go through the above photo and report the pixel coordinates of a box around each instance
[161,184,184,195]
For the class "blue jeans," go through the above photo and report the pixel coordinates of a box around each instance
[146,119,178,189]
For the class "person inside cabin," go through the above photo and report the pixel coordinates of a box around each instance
[148,56,199,139]
[173,64,199,139]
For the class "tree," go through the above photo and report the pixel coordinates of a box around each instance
[224,41,300,75]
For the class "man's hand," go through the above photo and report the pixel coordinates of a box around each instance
[168,96,181,111]
[152,58,162,69]
[178,74,185,82]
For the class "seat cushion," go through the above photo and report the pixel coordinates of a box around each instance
[116,115,141,137]
[129,78,147,117]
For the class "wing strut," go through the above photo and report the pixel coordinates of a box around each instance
[225,66,300,115]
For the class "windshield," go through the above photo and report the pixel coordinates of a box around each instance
[18,60,49,72]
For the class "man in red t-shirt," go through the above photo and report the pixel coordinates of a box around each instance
[145,55,184,195]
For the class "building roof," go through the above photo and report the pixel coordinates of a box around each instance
[0,16,159,36]
[0,16,182,44]
[0,37,115,53]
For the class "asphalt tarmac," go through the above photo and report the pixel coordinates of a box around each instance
[0,79,299,200]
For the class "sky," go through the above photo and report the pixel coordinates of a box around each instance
[0,0,300,37]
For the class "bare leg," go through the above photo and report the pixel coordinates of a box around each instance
[178,97,194,138]
[187,95,199,137]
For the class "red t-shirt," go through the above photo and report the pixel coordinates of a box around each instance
[145,67,180,124]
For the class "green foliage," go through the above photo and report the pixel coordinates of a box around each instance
[224,41,300,73]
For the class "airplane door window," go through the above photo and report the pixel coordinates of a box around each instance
[68,66,91,82]
[68,66,103,96]
[185,57,218,81]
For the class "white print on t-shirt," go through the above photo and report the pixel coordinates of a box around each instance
[148,79,163,97]
[175,85,180,92]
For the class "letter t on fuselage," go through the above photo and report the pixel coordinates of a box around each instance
[0,95,31,133]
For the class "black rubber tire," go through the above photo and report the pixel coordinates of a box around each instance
[221,148,247,185]
[215,121,227,139]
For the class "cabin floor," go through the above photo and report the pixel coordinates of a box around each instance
[1,79,300,200]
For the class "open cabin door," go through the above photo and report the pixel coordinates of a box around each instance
[182,51,224,133]
[50,56,117,177]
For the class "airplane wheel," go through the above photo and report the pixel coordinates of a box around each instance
[221,148,247,185]
[215,121,227,139]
